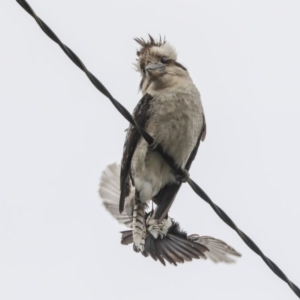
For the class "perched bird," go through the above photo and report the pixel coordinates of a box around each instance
[119,35,206,251]
[99,163,241,266]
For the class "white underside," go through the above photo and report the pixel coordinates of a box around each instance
[133,151,176,202]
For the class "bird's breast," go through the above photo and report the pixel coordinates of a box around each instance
[148,86,203,165]
[131,84,204,201]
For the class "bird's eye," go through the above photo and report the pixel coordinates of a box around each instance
[160,57,168,64]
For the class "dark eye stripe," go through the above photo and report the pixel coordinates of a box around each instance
[139,78,145,90]
[140,62,145,73]
[174,61,187,71]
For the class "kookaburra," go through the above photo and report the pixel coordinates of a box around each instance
[119,35,206,251]
[99,36,240,263]
[99,163,241,265]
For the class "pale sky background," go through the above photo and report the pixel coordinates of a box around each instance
[1,1,300,299]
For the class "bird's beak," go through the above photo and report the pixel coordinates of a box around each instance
[146,63,166,71]
[145,63,166,78]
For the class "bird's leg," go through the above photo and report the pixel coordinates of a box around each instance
[175,168,190,183]
[132,192,146,252]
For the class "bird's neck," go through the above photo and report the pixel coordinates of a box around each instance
[143,74,193,95]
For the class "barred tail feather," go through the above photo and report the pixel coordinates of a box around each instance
[132,200,146,252]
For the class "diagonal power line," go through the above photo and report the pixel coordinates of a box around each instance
[16,0,300,298]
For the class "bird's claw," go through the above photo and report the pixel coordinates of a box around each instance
[147,218,171,239]
[149,139,158,150]
[176,169,190,183]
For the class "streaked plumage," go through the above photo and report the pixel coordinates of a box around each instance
[119,36,206,250]
[99,163,241,265]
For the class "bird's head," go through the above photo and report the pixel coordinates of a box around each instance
[134,35,189,94]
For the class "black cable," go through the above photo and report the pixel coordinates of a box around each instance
[16,0,300,297]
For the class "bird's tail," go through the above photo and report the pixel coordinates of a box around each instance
[132,199,146,252]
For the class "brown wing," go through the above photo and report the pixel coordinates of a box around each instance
[119,93,153,213]
[185,113,206,170]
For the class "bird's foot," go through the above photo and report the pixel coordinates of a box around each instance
[147,218,172,239]
[175,169,190,183]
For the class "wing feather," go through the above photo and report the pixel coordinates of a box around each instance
[188,235,241,263]
[119,93,154,213]
[119,229,241,265]
[155,239,177,265]
[99,163,134,227]
[158,237,185,264]
[168,234,208,258]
